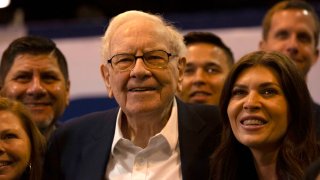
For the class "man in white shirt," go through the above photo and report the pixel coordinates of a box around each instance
[43,10,222,180]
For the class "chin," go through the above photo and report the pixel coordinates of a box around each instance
[239,137,264,148]
[33,116,54,129]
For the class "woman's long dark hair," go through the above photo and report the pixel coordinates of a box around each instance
[210,51,319,179]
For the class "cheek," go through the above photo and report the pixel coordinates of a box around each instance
[227,104,234,121]
[155,69,175,85]
[227,107,237,133]
[8,140,31,162]
[26,141,31,162]
[268,42,285,51]
[209,76,225,86]
[274,100,288,129]
[170,68,180,84]
[227,101,239,124]
[52,85,61,91]
[304,47,317,58]
[227,102,242,140]
[20,143,31,163]
[0,85,23,98]
[109,74,128,93]
[49,85,69,106]
[50,84,69,96]
[263,39,278,49]
[51,83,67,91]
[20,135,32,162]
[181,77,192,87]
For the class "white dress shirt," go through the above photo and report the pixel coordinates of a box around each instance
[105,98,182,180]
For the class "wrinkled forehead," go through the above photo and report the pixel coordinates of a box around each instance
[110,19,170,48]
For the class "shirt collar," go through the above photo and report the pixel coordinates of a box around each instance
[111,97,179,154]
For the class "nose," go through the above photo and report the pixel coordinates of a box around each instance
[26,76,47,96]
[192,68,206,86]
[243,91,261,111]
[286,36,299,56]
[130,57,151,78]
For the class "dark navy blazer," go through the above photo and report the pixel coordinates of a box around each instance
[314,102,320,138]
[43,99,222,180]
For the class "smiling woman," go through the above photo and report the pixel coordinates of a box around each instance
[0,97,45,180]
[210,50,320,180]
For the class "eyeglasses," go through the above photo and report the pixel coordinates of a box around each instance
[107,50,176,71]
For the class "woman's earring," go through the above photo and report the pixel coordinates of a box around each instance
[28,162,32,172]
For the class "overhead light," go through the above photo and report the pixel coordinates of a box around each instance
[0,0,10,9]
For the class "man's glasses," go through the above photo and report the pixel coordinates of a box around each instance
[107,50,176,71]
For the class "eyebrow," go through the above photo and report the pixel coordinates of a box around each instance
[0,128,19,134]
[233,82,281,88]
[186,61,221,66]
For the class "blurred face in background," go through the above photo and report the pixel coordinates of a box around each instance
[0,54,70,130]
[0,110,31,180]
[260,9,319,80]
[178,42,231,105]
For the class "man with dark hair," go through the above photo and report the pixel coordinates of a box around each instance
[177,31,234,105]
[0,36,70,139]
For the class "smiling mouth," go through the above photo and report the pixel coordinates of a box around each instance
[24,103,50,106]
[129,87,157,92]
[241,119,267,125]
[190,91,211,97]
[0,161,12,167]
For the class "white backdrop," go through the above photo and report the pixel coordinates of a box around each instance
[1,26,319,103]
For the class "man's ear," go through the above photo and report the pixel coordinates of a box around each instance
[65,80,71,106]
[177,57,186,92]
[259,40,265,50]
[100,64,113,98]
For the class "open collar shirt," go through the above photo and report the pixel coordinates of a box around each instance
[105,98,181,180]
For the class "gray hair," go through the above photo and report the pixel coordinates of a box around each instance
[101,10,186,64]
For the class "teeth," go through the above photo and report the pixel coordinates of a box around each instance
[131,88,146,92]
[0,161,10,166]
[242,119,265,125]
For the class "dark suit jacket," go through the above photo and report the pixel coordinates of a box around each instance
[43,99,222,180]
[314,102,320,138]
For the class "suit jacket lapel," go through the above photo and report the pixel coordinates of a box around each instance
[176,99,212,180]
[77,109,118,180]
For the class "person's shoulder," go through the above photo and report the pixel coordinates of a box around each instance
[189,103,219,112]
[313,102,320,110]
[55,107,119,135]
[176,99,221,123]
[313,102,320,118]
[182,101,220,116]
[305,156,320,180]
[66,108,117,123]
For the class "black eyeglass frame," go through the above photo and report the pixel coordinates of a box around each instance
[106,50,176,71]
